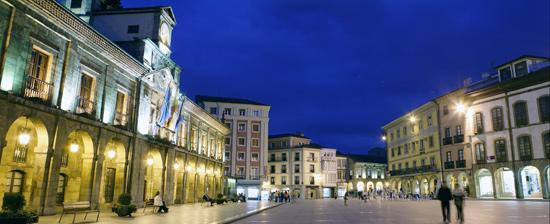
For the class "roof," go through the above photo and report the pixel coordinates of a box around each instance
[269,133,310,139]
[93,6,176,23]
[493,55,549,69]
[344,153,387,164]
[195,95,269,106]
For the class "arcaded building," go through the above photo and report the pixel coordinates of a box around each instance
[0,0,229,215]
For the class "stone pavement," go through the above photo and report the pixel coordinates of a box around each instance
[235,198,550,224]
[39,200,276,224]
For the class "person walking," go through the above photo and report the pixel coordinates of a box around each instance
[154,191,169,213]
[453,183,465,222]
[344,192,349,206]
[437,181,453,223]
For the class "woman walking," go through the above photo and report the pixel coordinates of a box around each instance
[452,183,465,222]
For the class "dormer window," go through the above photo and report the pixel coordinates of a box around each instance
[514,61,528,77]
[127,25,139,34]
[499,66,512,81]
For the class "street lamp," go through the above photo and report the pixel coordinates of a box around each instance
[18,131,30,145]
[409,116,417,123]
[381,135,386,141]
[455,103,466,113]
[70,141,79,153]
[107,149,116,159]
[174,162,180,170]
[146,157,154,166]
[186,165,194,172]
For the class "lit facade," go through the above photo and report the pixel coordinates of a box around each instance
[0,0,229,215]
[345,154,388,196]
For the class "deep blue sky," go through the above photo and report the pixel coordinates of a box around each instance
[122,0,550,154]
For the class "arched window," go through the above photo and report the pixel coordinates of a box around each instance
[494,139,507,162]
[517,135,532,160]
[6,170,24,193]
[491,107,504,131]
[513,101,529,127]
[538,96,550,122]
[475,143,486,163]
[543,132,550,159]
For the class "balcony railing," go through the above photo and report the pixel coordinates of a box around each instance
[249,175,260,180]
[519,155,532,161]
[24,75,53,102]
[306,157,317,162]
[389,165,438,176]
[76,97,95,115]
[453,135,464,143]
[114,112,128,127]
[455,160,466,168]
[444,161,455,169]
[442,137,453,145]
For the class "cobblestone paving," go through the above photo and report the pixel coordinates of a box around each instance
[39,201,274,224]
[235,199,550,224]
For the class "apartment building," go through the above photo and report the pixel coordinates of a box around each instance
[320,148,337,198]
[196,96,270,199]
[336,153,349,197]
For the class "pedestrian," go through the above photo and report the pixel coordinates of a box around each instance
[453,183,465,222]
[154,191,169,213]
[344,192,349,206]
[437,181,452,223]
[284,191,289,203]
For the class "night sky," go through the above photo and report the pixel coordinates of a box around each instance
[122,0,550,154]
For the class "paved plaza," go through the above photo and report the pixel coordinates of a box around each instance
[38,201,275,224]
[235,199,550,224]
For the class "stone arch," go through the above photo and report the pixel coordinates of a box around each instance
[412,179,420,194]
[421,178,429,195]
[143,149,164,201]
[366,181,374,192]
[375,181,383,191]
[446,174,457,191]
[475,168,494,198]
[544,165,550,199]
[173,153,185,204]
[356,181,365,192]
[494,167,516,199]
[58,129,95,203]
[519,166,543,199]
[0,116,50,209]
[98,138,127,207]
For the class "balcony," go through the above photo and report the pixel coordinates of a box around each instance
[306,157,317,162]
[249,175,260,180]
[24,75,53,103]
[389,165,438,176]
[442,137,453,145]
[76,97,95,115]
[455,160,466,168]
[114,112,128,127]
[453,135,464,143]
[444,161,455,169]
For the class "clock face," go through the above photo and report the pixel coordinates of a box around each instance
[160,23,170,44]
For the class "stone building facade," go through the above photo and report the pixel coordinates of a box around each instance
[0,0,229,215]
[345,154,388,196]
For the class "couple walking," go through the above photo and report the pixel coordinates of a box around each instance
[437,181,465,223]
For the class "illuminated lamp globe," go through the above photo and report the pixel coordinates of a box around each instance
[18,132,31,145]
[107,149,116,159]
[456,103,466,113]
[409,116,417,123]
[70,143,79,153]
[174,163,180,170]
[381,136,387,141]
[147,158,154,166]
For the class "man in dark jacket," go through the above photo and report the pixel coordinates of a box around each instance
[437,181,452,223]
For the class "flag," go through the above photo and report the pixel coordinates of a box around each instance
[174,96,187,133]
[157,86,172,127]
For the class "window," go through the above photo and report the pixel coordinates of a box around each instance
[491,107,504,131]
[444,127,451,138]
[295,152,300,161]
[70,0,82,8]
[475,143,486,162]
[251,153,259,161]
[405,162,409,169]
[281,141,287,148]
[224,167,230,176]
[294,176,300,185]
[517,135,532,160]
[495,139,507,162]
[210,107,218,115]
[427,115,433,126]
[237,152,245,161]
[78,73,95,114]
[25,48,52,101]
[56,174,67,205]
[13,142,28,163]
[237,137,245,146]
[404,144,409,154]
[224,151,230,161]
[543,132,550,158]
[391,148,395,157]
[421,159,425,166]
[538,96,550,122]
[412,161,417,169]
[281,153,287,161]
[474,112,484,134]
[252,123,260,132]
[270,177,275,185]
[513,102,529,127]
[253,110,260,117]
[397,146,401,155]
[239,109,246,116]
[455,125,462,136]
[104,168,116,203]
[419,120,423,129]
[270,165,275,173]
[309,164,315,173]
[223,108,232,115]
[127,25,139,34]
[281,165,287,173]
[114,91,128,126]
[6,171,24,193]
[396,129,400,138]
[60,150,69,167]
[499,66,512,81]
[514,61,528,77]
[225,137,231,145]
[281,176,287,185]
[403,127,407,136]
[429,136,434,148]
[443,105,449,116]
[251,138,260,147]
[294,164,300,173]
[251,168,259,179]
[446,152,452,162]
[419,140,425,151]
[390,133,394,141]
[430,157,435,168]
[309,176,315,185]
[458,150,464,161]
[237,167,245,177]
[224,122,232,129]
[238,123,246,132]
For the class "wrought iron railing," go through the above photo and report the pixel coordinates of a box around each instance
[444,161,455,169]
[455,160,466,168]
[76,97,95,115]
[13,144,28,163]
[24,75,53,102]
[453,135,464,143]
[114,112,128,127]
[442,137,453,145]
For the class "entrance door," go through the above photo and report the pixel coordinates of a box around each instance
[104,168,116,203]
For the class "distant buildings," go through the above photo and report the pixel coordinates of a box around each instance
[383,55,550,199]
[196,96,270,199]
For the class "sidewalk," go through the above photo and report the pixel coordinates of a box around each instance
[39,200,279,224]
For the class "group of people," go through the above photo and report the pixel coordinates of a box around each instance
[269,191,298,203]
[437,182,466,223]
